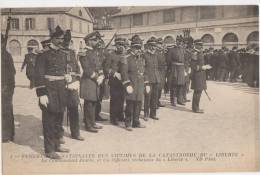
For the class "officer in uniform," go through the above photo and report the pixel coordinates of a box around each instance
[60,30,84,141]
[166,36,186,106]
[2,34,16,142]
[121,34,149,131]
[108,37,127,125]
[143,36,160,121]
[183,42,192,102]
[190,39,211,113]
[95,38,109,122]
[229,46,241,82]
[217,48,228,81]
[156,37,167,108]
[79,31,104,133]
[34,26,70,159]
[21,47,37,88]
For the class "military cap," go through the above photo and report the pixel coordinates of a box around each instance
[41,39,51,47]
[130,34,143,46]
[51,25,64,38]
[84,31,104,41]
[194,39,203,45]
[156,37,163,44]
[114,37,127,45]
[146,36,157,45]
[164,35,175,47]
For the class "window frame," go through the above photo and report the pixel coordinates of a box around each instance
[132,13,143,26]
[163,9,176,23]
[10,18,19,30]
[199,6,216,20]
[25,18,35,30]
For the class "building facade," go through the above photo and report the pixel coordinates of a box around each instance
[1,7,94,62]
[109,6,259,49]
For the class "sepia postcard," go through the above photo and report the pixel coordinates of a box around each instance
[1,1,260,174]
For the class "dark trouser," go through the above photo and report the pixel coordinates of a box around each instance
[144,83,158,118]
[68,106,80,137]
[110,78,125,123]
[41,106,63,153]
[183,80,190,101]
[125,100,142,127]
[217,68,226,81]
[56,112,64,139]
[230,68,238,82]
[2,89,15,141]
[96,83,104,119]
[157,86,162,105]
[210,68,217,80]
[84,100,97,129]
[170,84,184,104]
[192,90,202,112]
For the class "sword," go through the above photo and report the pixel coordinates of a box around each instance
[104,30,118,49]
[204,89,211,101]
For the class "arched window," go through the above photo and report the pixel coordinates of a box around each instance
[9,40,21,56]
[222,33,238,47]
[201,34,214,46]
[247,31,259,48]
[27,39,39,49]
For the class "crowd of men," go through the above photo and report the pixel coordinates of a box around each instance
[2,24,259,159]
[203,46,259,87]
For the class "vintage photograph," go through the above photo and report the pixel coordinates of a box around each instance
[1,4,259,174]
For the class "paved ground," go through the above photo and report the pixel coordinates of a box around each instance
[2,63,260,174]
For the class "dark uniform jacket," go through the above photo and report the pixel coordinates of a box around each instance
[191,49,207,90]
[34,46,68,113]
[22,53,37,79]
[63,48,81,107]
[2,49,16,92]
[184,48,192,81]
[166,46,186,85]
[218,51,228,69]
[107,50,125,86]
[79,47,105,102]
[156,49,167,88]
[228,50,240,69]
[143,50,161,84]
[1,49,16,140]
[121,50,149,101]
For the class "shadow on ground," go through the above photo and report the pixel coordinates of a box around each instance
[214,81,259,95]
[14,114,44,155]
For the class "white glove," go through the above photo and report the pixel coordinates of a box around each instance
[97,75,105,85]
[114,72,122,80]
[145,85,151,94]
[67,81,80,90]
[80,98,84,106]
[39,95,49,107]
[65,74,72,83]
[184,71,187,76]
[126,85,133,94]
[202,64,212,70]
[188,67,191,74]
